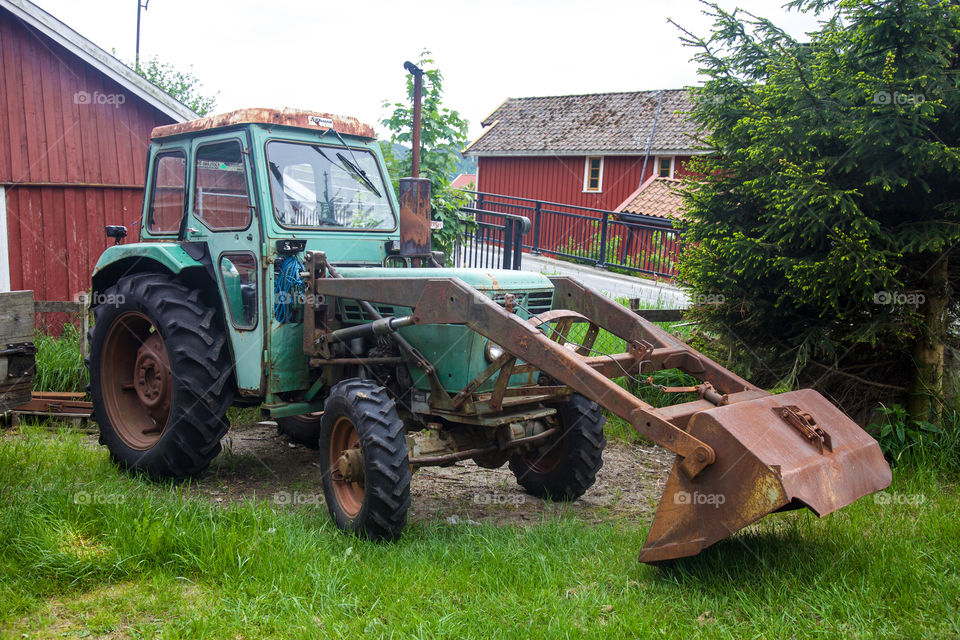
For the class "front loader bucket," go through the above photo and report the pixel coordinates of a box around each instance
[639,389,892,563]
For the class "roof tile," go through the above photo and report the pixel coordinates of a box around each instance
[616,177,685,220]
[467,89,696,156]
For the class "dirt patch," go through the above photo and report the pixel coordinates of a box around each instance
[185,419,675,525]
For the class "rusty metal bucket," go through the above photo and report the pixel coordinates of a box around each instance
[639,389,892,563]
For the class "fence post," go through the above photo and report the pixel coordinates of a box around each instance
[477,192,485,213]
[532,201,542,254]
[512,219,523,269]
[597,211,609,267]
[503,220,514,270]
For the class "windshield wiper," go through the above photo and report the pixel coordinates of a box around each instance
[321,127,382,198]
[335,152,382,198]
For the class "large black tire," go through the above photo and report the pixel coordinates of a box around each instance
[277,414,322,448]
[87,273,235,479]
[508,393,606,500]
[318,379,410,541]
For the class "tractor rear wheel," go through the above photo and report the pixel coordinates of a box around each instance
[277,413,322,448]
[508,393,606,500]
[87,273,234,479]
[318,379,410,541]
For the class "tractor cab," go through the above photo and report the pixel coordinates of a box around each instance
[94,109,412,400]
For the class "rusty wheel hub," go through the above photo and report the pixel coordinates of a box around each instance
[337,447,365,484]
[329,417,365,517]
[134,333,171,416]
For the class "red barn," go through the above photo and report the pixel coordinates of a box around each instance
[464,90,702,211]
[0,0,196,302]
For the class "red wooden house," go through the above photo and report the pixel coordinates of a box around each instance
[464,89,702,212]
[0,0,196,302]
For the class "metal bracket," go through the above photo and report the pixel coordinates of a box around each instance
[776,405,832,454]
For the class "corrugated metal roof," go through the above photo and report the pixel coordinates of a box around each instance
[616,177,685,220]
[465,89,698,157]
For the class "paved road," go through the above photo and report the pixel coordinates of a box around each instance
[520,254,688,308]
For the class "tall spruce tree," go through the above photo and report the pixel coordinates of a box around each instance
[676,0,960,421]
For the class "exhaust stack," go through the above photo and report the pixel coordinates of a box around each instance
[399,61,432,260]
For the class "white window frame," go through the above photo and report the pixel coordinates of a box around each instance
[583,156,604,193]
[0,187,8,292]
[656,156,675,179]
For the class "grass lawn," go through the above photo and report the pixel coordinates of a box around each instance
[0,424,957,639]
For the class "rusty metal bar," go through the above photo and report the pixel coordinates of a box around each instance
[549,277,760,396]
[404,61,424,178]
[308,357,403,366]
[311,275,717,478]
[489,357,516,411]
[410,427,558,467]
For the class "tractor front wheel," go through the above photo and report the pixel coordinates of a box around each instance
[88,273,235,479]
[508,393,606,500]
[318,379,410,541]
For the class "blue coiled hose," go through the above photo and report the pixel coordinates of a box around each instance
[274,255,305,324]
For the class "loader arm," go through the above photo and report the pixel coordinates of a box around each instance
[310,271,891,563]
[311,275,718,477]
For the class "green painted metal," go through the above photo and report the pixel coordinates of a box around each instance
[334,267,552,291]
[265,400,324,418]
[268,319,309,393]
[93,243,203,277]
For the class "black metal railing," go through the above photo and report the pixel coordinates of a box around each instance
[451,207,530,270]
[459,191,681,279]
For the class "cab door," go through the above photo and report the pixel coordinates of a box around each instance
[184,134,264,395]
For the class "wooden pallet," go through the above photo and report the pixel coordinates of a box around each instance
[10,391,93,428]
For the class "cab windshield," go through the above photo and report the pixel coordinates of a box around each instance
[266,140,395,230]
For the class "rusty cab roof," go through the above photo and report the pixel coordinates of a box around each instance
[150,108,376,141]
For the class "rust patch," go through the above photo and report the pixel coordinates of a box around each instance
[151,108,376,140]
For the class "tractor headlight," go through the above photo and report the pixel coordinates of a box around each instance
[484,340,505,362]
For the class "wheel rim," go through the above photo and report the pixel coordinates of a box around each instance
[101,311,172,450]
[329,416,365,517]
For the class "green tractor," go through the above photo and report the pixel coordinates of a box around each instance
[88,104,891,563]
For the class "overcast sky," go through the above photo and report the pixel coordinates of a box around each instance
[32,0,823,141]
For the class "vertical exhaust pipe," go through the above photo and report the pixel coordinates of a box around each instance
[400,61,432,261]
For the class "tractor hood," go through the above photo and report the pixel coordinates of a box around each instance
[331,267,554,394]
[333,267,553,294]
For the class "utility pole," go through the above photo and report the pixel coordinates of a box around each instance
[135,0,149,71]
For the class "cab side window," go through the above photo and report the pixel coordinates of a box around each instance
[219,252,258,329]
[146,152,186,234]
[195,141,251,230]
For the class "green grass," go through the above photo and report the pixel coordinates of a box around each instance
[33,325,88,393]
[1,425,957,638]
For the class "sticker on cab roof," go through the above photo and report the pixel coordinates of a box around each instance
[308,115,334,128]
